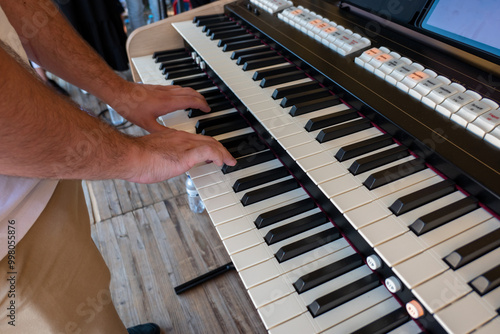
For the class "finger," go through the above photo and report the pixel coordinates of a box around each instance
[166,95,211,113]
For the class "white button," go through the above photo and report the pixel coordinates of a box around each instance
[422,83,466,109]
[436,90,481,118]
[468,108,500,138]
[409,75,450,100]
[366,254,382,270]
[451,98,496,126]
[485,126,500,149]
[385,276,403,293]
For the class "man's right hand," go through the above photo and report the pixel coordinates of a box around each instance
[128,128,237,184]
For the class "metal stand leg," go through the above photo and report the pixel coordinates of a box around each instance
[174,262,235,295]
[158,0,167,19]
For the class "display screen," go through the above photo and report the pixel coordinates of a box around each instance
[421,0,500,58]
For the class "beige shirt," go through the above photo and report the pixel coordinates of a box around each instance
[0,6,58,260]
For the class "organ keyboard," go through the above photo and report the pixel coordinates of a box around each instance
[127,1,500,333]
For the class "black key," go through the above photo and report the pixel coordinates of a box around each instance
[171,74,207,86]
[444,228,500,270]
[308,273,380,317]
[265,212,328,245]
[155,51,189,63]
[165,67,203,80]
[275,228,340,263]
[193,14,226,25]
[305,109,359,132]
[317,118,372,143]
[255,198,317,228]
[195,112,241,133]
[241,178,299,206]
[188,80,213,91]
[348,145,409,175]
[218,35,254,47]
[409,196,479,235]
[195,17,228,28]
[200,88,222,99]
[222,150,275,174]
[390,179,456,216]
[470,264,500,295]
[252,64,297,81]
[260,71,307,88]
[204,94,227,105]
[201,21,235,33]
[159,57,193,71]
[188,100,232,118]
[335,134,393,161]
[162,63,198,75]
[363,158,427,190]
[352,308,409,334]
[272,81,321,100]
[294,253,363,293]
[219,132,267,159]
[201,118,248,136]
[153,47,186,59]
[280,88,331,108]
[230,45,270,60]
[233,166,289,192]
[243,56,286,71]
[223,39,262,52]
[211,28,246,40]
[236,51,277,65]
[208,99,233,111]
[289,95,341,116]
[206,25,240,36]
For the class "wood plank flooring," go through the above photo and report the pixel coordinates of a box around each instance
[52,76,266,334]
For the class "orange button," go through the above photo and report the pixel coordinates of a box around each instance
[309,19,322,26]
[365,47,382,56]
[375,54,393,62]
[323,26,337,33]
[406,300,425,319]
[290,9,302,15]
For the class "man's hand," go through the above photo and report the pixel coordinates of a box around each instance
[110,82,212,133]
[128,128,237,184]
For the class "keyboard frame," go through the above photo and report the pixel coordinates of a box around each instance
[223,0,500,217]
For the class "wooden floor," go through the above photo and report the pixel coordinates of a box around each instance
[55,76,267,333]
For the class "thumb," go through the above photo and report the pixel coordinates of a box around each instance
[142,118,169,133]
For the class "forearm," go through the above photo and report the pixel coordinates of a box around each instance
[0,0,128,106]
[0,45,140,181]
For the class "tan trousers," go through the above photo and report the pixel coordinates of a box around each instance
[0,180,127,333]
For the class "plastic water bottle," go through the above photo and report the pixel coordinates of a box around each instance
[107,104,126,126]
[186,175,205,213]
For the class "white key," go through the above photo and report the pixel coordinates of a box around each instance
[268,312,317,334]
[321,297,401,333]
[434,293,496,334]
[314,285,392,332]
[359,215,408,247]
[412,269,471,313]
[473,317,500,334]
